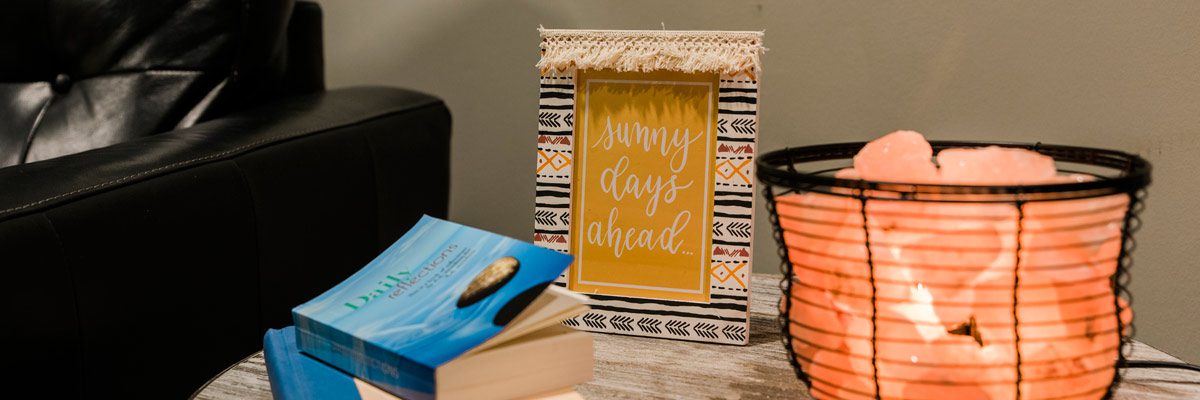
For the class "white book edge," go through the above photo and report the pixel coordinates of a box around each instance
[468,285,590,355]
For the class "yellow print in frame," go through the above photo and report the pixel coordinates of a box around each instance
[568,69,718,303]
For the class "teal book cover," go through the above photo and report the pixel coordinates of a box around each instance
[292,215,574,400]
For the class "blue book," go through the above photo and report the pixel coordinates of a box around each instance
[263,327,584,400]
[264,326,373,400]
[291,216,592,400]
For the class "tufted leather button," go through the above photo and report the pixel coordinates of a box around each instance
[51,73,72,93]
[1,0,303,167]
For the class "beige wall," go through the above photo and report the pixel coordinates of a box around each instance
[320,1,1200,362]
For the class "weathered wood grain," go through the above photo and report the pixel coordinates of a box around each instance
[192,274,1199,400]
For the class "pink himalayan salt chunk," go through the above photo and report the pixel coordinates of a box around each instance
[787,288,852,351]
[899,372,993,400]
[898,224,1004,280]
[865,220,1006,325]
[775,192,876,296]
[938,146,1057,184]
[892,340,1002,399]
[808,350,876,399]
[853,130,939,183]
[1023,194,1128,275]
[1019,194,1128,318]
[1020,341,1115,399]
[789,338,821,373]
[831,168,863,197]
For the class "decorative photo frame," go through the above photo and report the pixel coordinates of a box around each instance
[534,29,763,344]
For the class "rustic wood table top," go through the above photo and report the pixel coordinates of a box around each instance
[193,273,1199,399]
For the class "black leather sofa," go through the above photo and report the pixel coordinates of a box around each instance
[0,1,450,398]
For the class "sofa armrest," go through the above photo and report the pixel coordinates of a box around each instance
[0,87,451,398]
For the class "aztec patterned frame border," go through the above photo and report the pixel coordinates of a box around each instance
[534,29,763,345]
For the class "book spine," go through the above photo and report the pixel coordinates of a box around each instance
[263,329,310,400]
[294,314,436,400]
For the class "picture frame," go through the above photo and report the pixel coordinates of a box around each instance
[534,29,763,344]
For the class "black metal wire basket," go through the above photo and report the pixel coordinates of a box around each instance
[756,141,1151,400]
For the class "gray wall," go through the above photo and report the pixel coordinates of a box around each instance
[320,1,1200,362]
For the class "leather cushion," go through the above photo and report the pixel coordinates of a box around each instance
[0,0,296,167]
[0,87,451,398]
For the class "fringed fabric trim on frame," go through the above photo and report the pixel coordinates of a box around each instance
[537,29,766,79]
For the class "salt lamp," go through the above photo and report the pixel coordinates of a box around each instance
[773,131,1137,400]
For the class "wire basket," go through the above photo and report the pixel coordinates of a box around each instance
[756,141,1151,400]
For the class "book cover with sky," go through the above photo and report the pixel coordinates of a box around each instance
[293,215,575,400]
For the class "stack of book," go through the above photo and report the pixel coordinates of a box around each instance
[264,216,593,400]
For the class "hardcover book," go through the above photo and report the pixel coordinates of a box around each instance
[292,216,592,400]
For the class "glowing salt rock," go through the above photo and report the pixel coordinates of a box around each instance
[1018,222,1106,307]
[901,377,991,400]
[775,192,860,259]
[776,191,865,292]
[784,278,865,375]
[1082,319,1123,370]
[1010,277,1100,395]
[1020,341,1112,399]
[875,285,1007,398]
[791,340,820,372]
[887,284,945,342]
[1018,235,1096,284]
[809,350,876,399]
[830,167,865,198]
[783,313,824,372]
[853,131,939,183]
[894,340,997,400]
[775,193,851,236]
[1010,255,1112,385]
[788,288,852,351]
[835,167,860,180]
[921,202,1013,235]
[861,198,931,247]
[938,146,1057,184]
[875,316,1014,399]
[1012,297,1104,393]
[876,224,1003,324]
[1022,194,1128,280]
[1019,195,1129,333]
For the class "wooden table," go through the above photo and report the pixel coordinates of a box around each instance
[193,274,1198,399]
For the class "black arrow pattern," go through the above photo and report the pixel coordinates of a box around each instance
[534,210,561,226]
[712,221,724,236]
[581,313,607,329]
[725,222,751,238]
[538,112,562,128]
[637,318,662,334]
[722,325,747,342]
[559,211,570,226]
[694,322,719,339]
[665,320,691,337]
[564,113,574,128]
[611,315,634,332]
[572,314,746,343]
[717,118,728,134]
[730,118,756,134]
